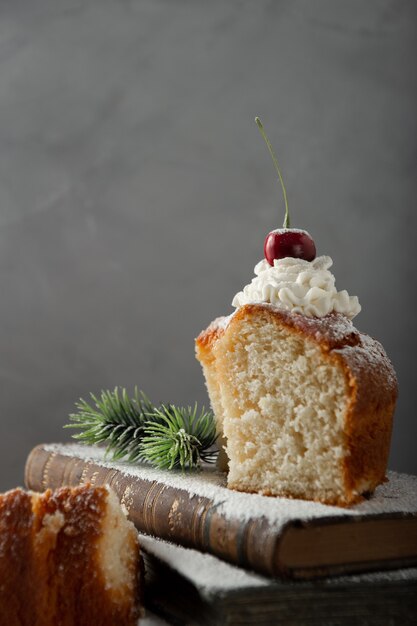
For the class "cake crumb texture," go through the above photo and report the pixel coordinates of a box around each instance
[196,304,397,505]
[0,484,142,626]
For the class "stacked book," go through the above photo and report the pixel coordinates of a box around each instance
[25,443,417,624]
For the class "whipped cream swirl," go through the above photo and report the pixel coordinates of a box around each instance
[232,256,361,319]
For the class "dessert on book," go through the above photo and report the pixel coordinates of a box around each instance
[196,118,398,506]
[25,443,417,580]
[0,484,142,626]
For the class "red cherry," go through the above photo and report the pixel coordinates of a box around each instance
[264,229,316,265]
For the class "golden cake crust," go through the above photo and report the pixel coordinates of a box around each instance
[0,485,142,626]
[196,304,398,505]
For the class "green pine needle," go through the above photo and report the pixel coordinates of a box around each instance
[65,387,218,471]
[141,404,218,470]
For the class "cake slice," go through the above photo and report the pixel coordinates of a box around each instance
[0,484,142,626]
[196,117,399,507]
[196,304,397,506]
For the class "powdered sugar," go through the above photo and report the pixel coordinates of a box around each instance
[44,444,417,531]
[139,533,267,592]
[140,533,417,595]
[140,610,170,626]
[335,332,398,389]
[216,312,235,330]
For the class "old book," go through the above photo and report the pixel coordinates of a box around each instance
[25,443,417,580]
[140,534,417,625]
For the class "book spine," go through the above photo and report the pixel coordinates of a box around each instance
[25,445,281,577]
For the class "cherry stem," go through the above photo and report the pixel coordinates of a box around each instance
[255,117,290,229]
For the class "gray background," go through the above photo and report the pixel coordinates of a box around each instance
[0,0,416,492]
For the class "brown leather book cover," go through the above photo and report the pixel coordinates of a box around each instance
[25,443,417,580]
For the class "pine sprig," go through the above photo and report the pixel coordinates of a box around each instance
[65,387,218,470]
[65,387,154,462]
[141,404,218,470]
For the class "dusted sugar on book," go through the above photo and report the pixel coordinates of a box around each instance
[25,443,417,580]
[140,534,417,626]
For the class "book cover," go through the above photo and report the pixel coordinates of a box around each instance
[140,534,417,625]
[25,443,417,580]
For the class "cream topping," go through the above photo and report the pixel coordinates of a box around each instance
[231,256,361,319]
